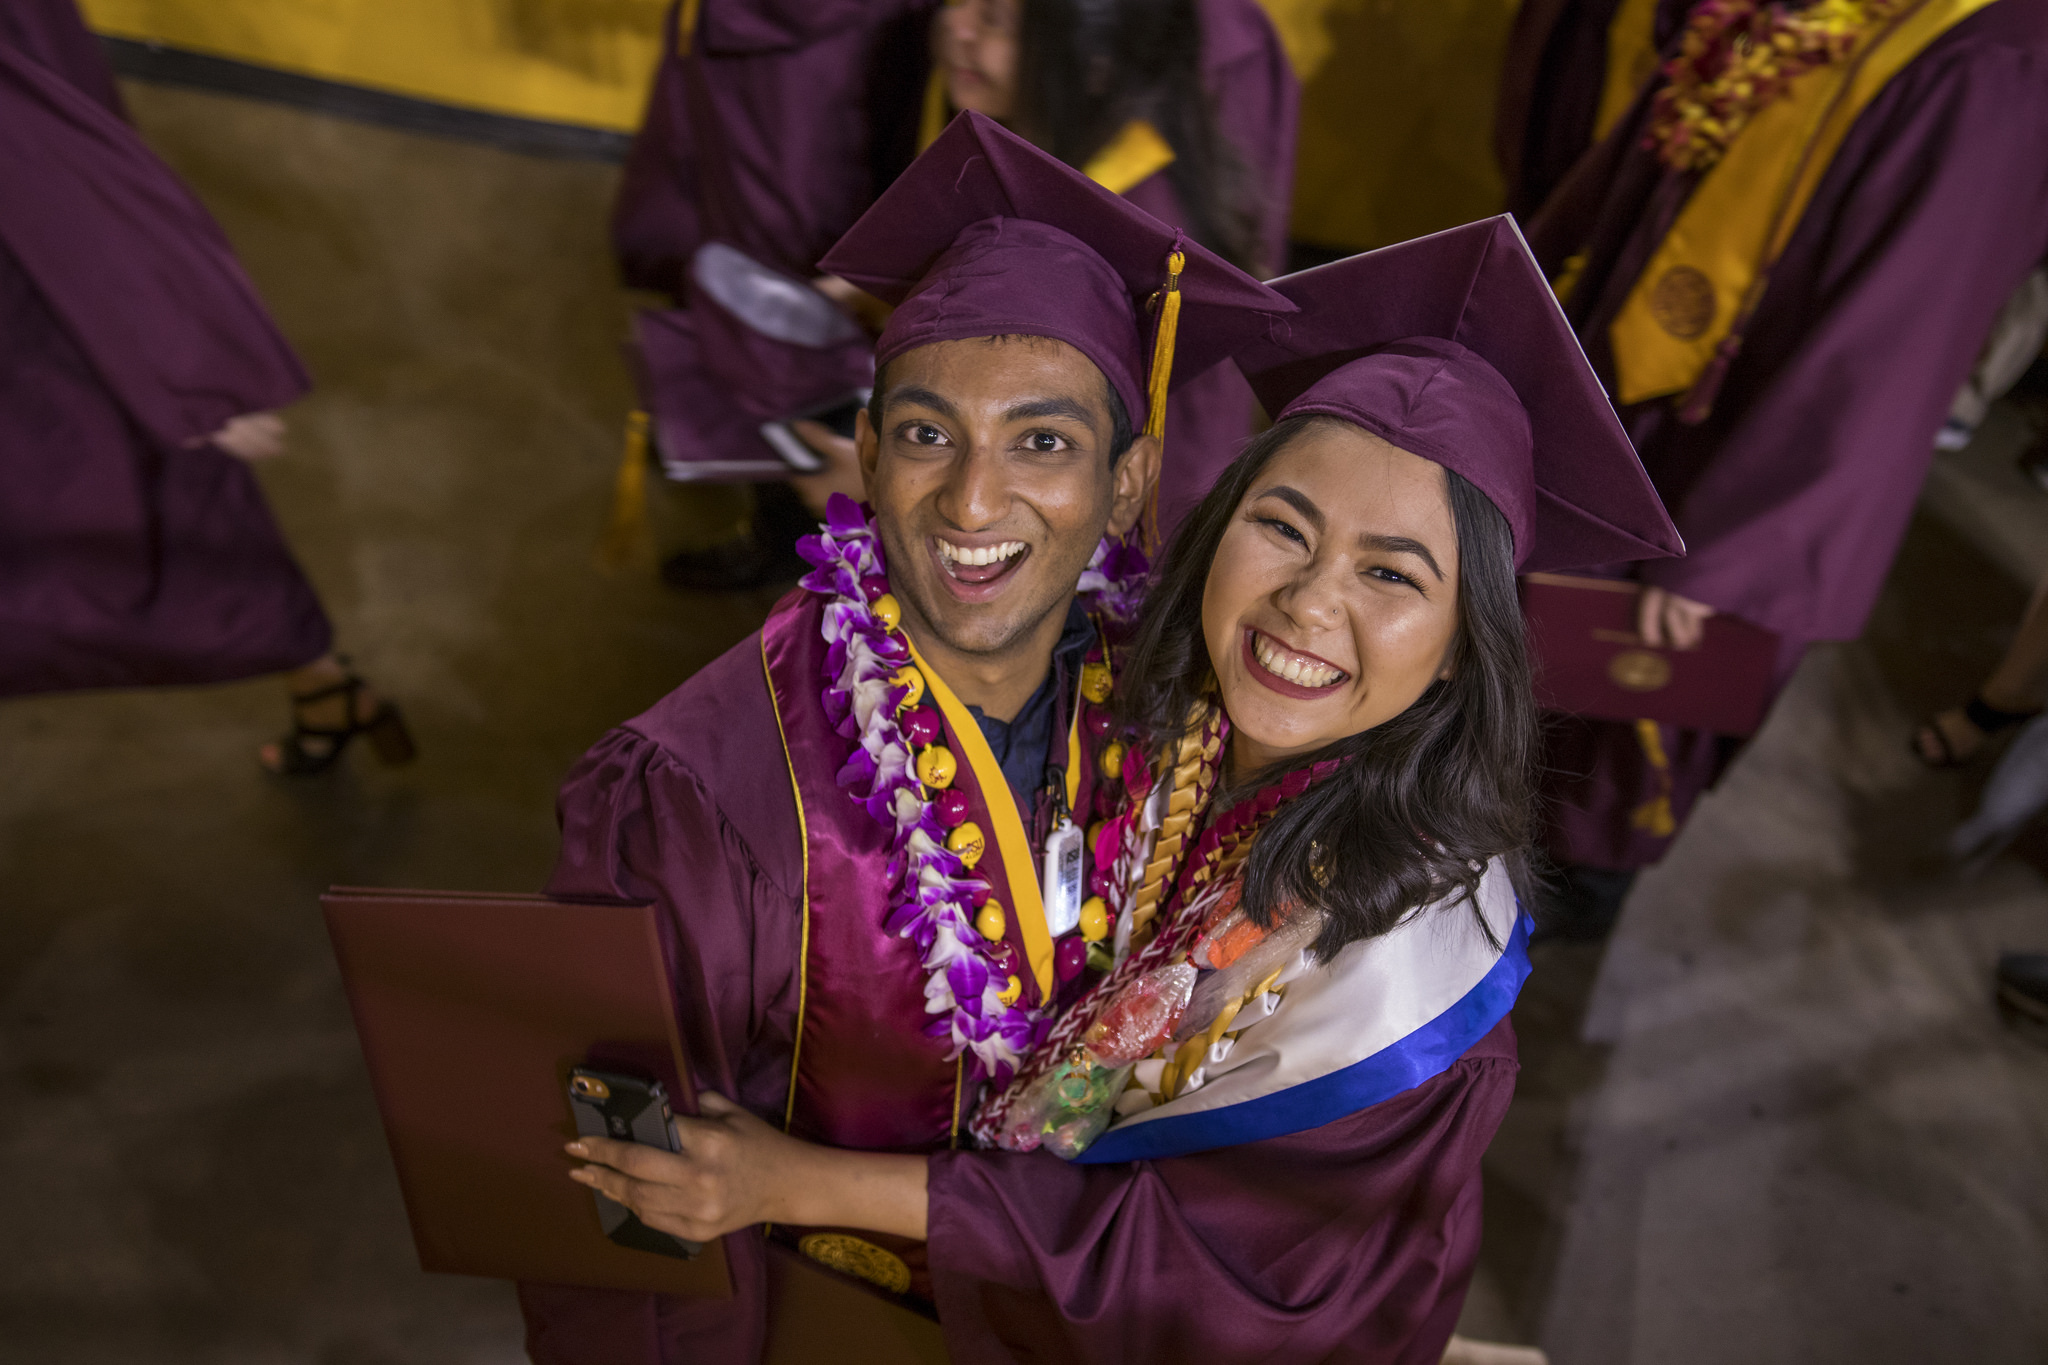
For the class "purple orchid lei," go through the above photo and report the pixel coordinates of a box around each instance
[795,494,1148,1085]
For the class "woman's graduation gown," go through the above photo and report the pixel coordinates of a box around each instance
[522,592,1521,1365]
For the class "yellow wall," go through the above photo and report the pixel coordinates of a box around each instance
[81,0,1513,248]
[80,0,669,131]
[1272,0,1517,251]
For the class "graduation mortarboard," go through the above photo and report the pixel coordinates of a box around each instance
[1234,216,1682,574]
[818,110,1293,445]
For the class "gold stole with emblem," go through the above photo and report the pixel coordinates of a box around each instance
[1605,0,1998,414]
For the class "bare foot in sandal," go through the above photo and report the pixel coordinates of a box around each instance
[1913,695,2040,768]
[260,653,417,775]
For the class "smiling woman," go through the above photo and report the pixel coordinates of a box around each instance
[1116,409,1529,960]
[936,216,1680,1362]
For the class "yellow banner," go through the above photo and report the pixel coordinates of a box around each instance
[1610,0,1998,407]
[1286,0,1514,251]
[81,0,668,131]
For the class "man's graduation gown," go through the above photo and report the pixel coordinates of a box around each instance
[1525,0,2048,868]
[0,41,329,696]
[520,590,1517,1364]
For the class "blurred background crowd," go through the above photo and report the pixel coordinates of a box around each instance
[2,0,2046,1360]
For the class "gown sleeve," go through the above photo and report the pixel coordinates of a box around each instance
[522,721,804,1365]
[926,1018,1518,1365]
[546,720,803,1118]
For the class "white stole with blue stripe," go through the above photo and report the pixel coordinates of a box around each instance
[1073,857,1530,1164]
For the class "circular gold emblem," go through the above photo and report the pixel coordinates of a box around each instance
[797,1233,913,1294]
[1647,265,1716,340]
[1608,649,1673,692]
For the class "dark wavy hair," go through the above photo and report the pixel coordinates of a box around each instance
[1114,416,1538,960]
[1011,0,1267,275]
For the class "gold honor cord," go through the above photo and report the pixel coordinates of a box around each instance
[902,637,1058,999]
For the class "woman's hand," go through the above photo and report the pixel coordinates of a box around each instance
[1636,585,1716,650]
[567,1091,929,1243]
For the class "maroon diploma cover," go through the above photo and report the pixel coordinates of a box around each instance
[1520,573,1780,736]
[321,888,730,1297]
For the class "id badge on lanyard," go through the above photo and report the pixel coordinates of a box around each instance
[1042,816,1084,937]
[1041,652,1090,938]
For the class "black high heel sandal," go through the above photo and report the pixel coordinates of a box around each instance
[266,670,417,776]
[1912,694,2042,769]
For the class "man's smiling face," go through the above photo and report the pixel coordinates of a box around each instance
[859,335,1157,684]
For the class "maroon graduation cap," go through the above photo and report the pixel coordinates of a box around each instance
[818,110,1293,444]
[1235,216,1682,574]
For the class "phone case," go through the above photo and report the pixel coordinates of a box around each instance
[568,1068,702,1261]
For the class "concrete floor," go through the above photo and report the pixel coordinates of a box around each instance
[2,83,2045,1364]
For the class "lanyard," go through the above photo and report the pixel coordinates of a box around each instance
[901,636,1057,1001]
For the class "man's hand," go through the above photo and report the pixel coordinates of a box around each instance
[205,412,287,462]
[788,418,865,519]
[1636,585,1715,650]
[566,1091,929,1242]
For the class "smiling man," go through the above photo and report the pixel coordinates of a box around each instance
[523,114,1287,1363]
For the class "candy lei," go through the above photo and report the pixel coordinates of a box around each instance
[795,495,1148,1085]
[1647,0,1908,172]
[970,700,1342,1147]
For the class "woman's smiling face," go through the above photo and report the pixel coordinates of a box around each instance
[1201,419,1464,777]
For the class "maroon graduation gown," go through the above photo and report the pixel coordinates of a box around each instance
[612,0,1298,535]
[1525,0,2048,868]
[0,44,329,697]
[0,0,125,118]
[522,595,1517,1364]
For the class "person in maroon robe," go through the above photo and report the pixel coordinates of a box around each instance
[1519,0,2048,931]
[0,27,413,775]
[625,0,1298,590]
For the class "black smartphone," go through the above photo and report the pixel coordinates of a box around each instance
[567,1067,703,1260]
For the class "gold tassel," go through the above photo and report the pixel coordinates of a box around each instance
[1145,250,1185,439]
[676,0,704,55]
[1141,248,1185,548]
[1629,717,1677,838]
[597,409,654,572]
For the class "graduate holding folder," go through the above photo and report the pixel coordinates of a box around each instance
[526,113,1290,1359]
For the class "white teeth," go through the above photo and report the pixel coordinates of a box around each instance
[1251,631,1344,688]
[937,539,1026,567]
